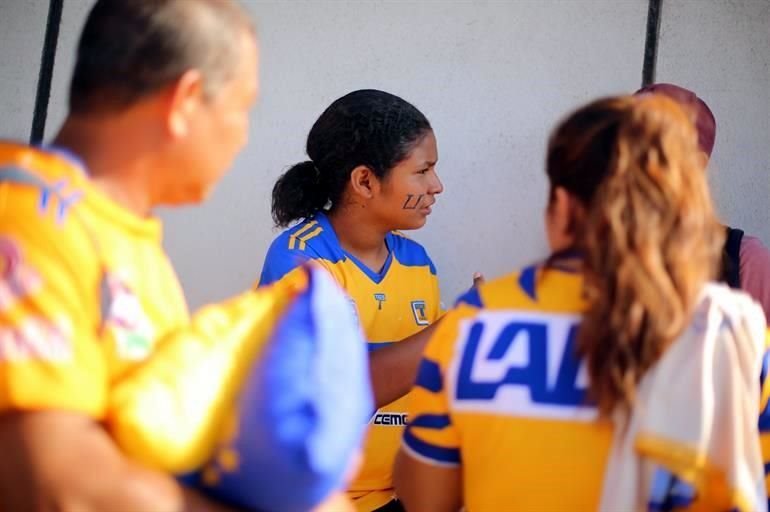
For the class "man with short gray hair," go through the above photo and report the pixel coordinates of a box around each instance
[0,1,366,510]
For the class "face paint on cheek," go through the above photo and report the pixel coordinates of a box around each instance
[402,194,424,210]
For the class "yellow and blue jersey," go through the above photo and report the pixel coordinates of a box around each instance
[0,141,190,417]
[405,254,770,511]
[260,211,441,511]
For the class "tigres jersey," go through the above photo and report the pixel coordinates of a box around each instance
[259,211,441,511]
[0,141,189,417]
[405,255,770,511]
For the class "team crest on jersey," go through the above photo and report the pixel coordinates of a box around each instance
[411,300,429,326]
[100,272,155,360]
[374,293,386,310]
[0,237,42,312]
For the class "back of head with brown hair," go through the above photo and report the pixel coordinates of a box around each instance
[546,95,724,415]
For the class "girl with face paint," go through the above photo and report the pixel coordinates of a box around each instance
[258,89,444,512]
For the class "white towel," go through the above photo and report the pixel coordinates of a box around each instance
[599,283,767,512]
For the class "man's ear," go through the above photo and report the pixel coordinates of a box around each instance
[164,69,205,139]
[349,165,378,200]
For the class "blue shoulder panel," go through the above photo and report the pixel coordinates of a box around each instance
[390,232,437,275]
[258,216,343,286]
[454,286,483,308]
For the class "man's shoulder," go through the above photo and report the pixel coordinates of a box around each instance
[0,148,101,279]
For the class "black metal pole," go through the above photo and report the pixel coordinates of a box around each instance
[30,0,64,144]
[641,0,663,87]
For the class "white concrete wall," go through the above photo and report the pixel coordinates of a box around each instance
[0,0,47,140]
[656,0,770,243]
[3,0,769,309]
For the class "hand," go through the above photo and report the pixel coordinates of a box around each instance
[472,272,485,287]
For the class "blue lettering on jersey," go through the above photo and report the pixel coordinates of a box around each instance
[374,293,386,310]
[456,319,587,406]
[411,300,429,325]
[39,179,82,223]
[0,168,82,223]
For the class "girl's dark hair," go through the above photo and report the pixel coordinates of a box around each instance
[547,95,723,415]
[271,89,432,227]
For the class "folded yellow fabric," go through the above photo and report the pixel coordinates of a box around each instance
[107,267,308,473]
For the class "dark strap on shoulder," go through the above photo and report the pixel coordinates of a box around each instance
[721,226,744,288]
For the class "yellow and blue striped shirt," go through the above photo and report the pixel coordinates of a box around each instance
[405,254,770,511]
[260,212,441,510]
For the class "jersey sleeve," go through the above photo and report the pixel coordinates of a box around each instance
[759,330,770,502]
[428,257,444,320]
[454,285,483,308]
[0,182,107,417]
[402,309,465,467]
[257,233,315,287]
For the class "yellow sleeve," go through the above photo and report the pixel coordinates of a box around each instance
[403,308,468,467]
[0,182,107,416]
[107,267,309,473]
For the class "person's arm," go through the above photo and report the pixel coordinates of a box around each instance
[739,235,770,321]
[393,450,461,512]
[370,272,484,408]
[368,321,439,408]
[393,309,467,511]
[0,411,237,512]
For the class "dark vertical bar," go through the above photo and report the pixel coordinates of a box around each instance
[30,0,64,144]
[641,0,663,87]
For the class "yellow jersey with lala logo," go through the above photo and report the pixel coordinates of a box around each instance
[259,211,441,511]
[405,255,770,511]
[0,141,189,418]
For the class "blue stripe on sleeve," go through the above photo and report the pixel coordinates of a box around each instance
[403,425,460,465]
[409,414,452,430]
[414,358,443,393]
[454,286,483,308]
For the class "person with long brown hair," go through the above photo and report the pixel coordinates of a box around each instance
[393,95,768,510]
